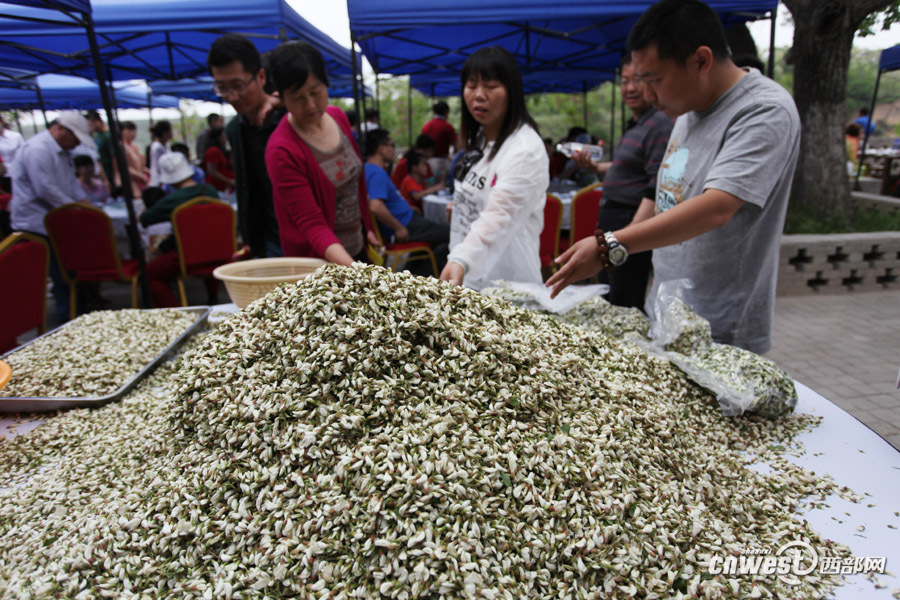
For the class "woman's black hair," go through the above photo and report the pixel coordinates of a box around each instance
[120,120,136,131]
[268,41,329,95]
[73,154,94,169]
[459,46,538,160]
[206,126,226,149]
[150,120,172,140]
[405,150,423,168]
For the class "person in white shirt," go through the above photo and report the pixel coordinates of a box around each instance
[148,120,173,186]
[0,115,24,168]
[10,111,94,323]
[440,46,550,289]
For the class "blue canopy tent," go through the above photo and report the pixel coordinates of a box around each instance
[410,69,609,96]
[0,0,155,307]
[148,76,372,103]
[0,73,179,110]
[348,0,776,147]
[855,44,900,190]
[0,0,356,82]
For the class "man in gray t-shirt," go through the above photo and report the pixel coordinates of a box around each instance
[548,0,800,354]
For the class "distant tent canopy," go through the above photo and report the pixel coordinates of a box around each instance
[148,75,372,102]
[0,0,357,83]
[879,45,900,73]
[0,73,178,110]
[348,0,777,80]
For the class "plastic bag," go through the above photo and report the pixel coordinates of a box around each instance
[482,281,608,314]
[645,280,797,419]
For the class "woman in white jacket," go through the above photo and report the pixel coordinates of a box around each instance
[440,46,549,290]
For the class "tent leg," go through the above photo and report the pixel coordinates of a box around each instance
[36,87,49,129]
[12,110,23,135]
[85,10,152,309]
[582,82,588,130]
[350,33,363,142]
[179,104,187,143]
[855,70,881,191]
[767,6,776,78]
[609,80,616,161]
[407,79,412,149]
[147,91,154,127]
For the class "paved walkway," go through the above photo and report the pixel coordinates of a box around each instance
[766,290,900,451]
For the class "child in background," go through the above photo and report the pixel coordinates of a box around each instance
[400,150,444,213]
[74,154,110,205]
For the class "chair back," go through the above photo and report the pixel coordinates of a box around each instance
[44,204,123,278]
[569,187,604,246]
[0,233,49,352]
[540,194,563,265]
[171,197,236,274]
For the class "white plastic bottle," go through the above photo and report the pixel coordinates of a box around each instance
[555,141,605,162]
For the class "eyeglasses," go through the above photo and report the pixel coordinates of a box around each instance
[381,141,395,147]
[212,75,257,98]
[633,74,663,88]
[454,148,484,183]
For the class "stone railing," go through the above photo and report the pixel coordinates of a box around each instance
[778,232,900,296]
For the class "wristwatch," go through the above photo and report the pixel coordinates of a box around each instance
[604,231,629,267]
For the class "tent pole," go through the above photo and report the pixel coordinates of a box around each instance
[350,34,362,137]
[35,86,49,129]
[85,11,152,309]
[767,6,776,78]
[407,78,412,148]
[147,91,154,126]
[31,111,39,135]
[855,68,881,191]
[582,82,588,129]
[375,75,381,124]
[609,80,616,161]
[179,103,187,143]
[12,110,23,135]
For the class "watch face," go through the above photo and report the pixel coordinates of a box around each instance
[609,245,627,265]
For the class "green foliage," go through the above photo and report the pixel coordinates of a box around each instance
[858,2,900,37]
[784,203,900,234]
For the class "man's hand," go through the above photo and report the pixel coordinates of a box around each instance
[572,149,597,171]
[445,201,453,222]
[440,261,465,286]
[394,226,410,243]
[366,229,380,249]
[545,236,605,298]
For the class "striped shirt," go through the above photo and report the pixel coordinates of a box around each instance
[602,107,672,208]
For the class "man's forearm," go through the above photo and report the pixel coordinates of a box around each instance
[369,199,404,232]
[629,198,655,226]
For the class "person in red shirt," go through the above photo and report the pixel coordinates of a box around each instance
[203,126,235,192]
[399,150,445,212]
[391,134,435,188]
[421,100,457,177]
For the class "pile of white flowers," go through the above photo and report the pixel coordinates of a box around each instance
[0,265,855,599]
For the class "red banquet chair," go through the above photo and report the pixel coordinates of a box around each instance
[368,209,438,276]
[563,183,603,253]
[540,194,563,279]
[0,233,50,353]
[171,197,236,306]
[44,204,140,320]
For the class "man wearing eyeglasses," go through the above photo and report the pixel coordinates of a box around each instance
[208,34,285,259]
[549,0,800,354]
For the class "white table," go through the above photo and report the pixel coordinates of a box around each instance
[2,382,898,597]
[423,190,577,229]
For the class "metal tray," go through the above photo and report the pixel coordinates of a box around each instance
[0,306,211,413]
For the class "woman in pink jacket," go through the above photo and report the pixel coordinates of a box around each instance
[265,41,375,264]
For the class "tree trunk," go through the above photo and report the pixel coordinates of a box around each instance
[783,0,856,218]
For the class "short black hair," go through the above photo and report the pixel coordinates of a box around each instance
[414,134,435,150]
[73,154,94,169]
[364,128,391,158]
[121,120,136,131]
[406,150,423,168]
[432,101,450,116]
[268,41,329,95]
[364,108,380,121]
[627,0,731,66]
[460,46,539,160]
[208,33,261,76]
[206,113,221,126]
[733,53,764,72]
[171,143,190,158]
[150,120,172,139]
[859,107,870,116]
[85,110,102,123]
[619,53,633,71]
[142,186,166,209]
[345,108,359,127]
[206,126,225,149]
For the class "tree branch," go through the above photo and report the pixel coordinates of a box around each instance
[851,0,897,25]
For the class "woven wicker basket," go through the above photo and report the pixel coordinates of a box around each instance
[213,257,327,308]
